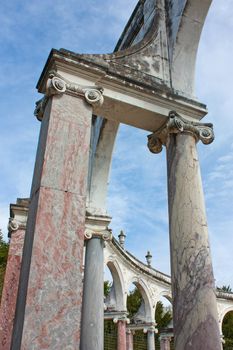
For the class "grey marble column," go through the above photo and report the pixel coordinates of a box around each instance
[147,329,155,350]
[80,237,104,350]
[80,215,111,350]
[148,111,222,350]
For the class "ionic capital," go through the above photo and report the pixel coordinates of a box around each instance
[84,228,112,241]
[113,313,130,324]
[34,71,104,121]
[143,325,158,334]
[84,214,112,241]
[147,111,214,154]
[8,218,20,233]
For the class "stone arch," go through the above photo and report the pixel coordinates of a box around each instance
[171,0,212,96]
[159,290,172,304]
[87,118,119,215]
[105,259,125,311]
[219,306,233,330]
[129,277,155,323]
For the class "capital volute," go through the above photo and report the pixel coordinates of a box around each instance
[84,228,112,241]
[84,214,112,241]
[34,71,104,121]
[8,218,20,233]
[147,110,214,154]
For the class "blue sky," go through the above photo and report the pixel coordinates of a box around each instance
[0,0,233,288]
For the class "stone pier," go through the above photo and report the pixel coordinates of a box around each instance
[148,111,222,349]
[0,199,28,350]
[10,74,104,349]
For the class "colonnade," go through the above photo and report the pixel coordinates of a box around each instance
[0,72,225,350]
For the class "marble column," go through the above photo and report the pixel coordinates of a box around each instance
[0,199,28,350]
[147,329,155,350]
[80,215,111,350]
[159,336,171,350]
[148,111,222,349]
[117,320,127,350]
[10,73,104,349]
[126,329,134,350]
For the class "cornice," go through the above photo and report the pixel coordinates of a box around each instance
[36,49,207,123]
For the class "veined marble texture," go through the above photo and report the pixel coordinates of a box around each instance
[0,229,25,350]
[167,133,222,350]
[11,94,92,350]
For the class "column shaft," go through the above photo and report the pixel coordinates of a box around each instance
[80,237,104,350]
[147,330,155,350]
[126,330,133,350]
[160,338,171,350]
[0,229,25,350]
[11,94,92,349]
[167,133,222,349]
[117,320,127,350]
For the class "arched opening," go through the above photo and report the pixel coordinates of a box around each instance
[127,282,147,350]
[222,311,233,349]
[155,296,173,349]
[104,261,125,312]
[107,124,170,276]
[104,261,126,350]
[104,264,117,350]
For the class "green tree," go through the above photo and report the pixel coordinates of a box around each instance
[223,311,233,350]
[126,286,172,330]
[104,280,111,297]
[0,230,9,300]
[127,287,142,320]
[217,285,232,293]
[155,300,172,331]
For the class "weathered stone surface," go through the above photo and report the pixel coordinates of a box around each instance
[0,229,25,350]
[166,132,222,349]
[11,93,92,349]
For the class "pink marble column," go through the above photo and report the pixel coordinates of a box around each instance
[117,320,127,350]
[10,90,94,349]
[160,336,171,350]
[148,111,222,349]
[126,329,134,350]
[0,226,25,350]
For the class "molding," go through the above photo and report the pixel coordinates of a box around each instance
[147,110,214,153]
[104,311,129,323]
[34,71,104,121]
[85,214,112,241]
[127,323,157,333]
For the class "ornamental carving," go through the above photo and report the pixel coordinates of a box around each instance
[34,71,104,120]
[84,228,112,241]
[8,218,20,232]
[147,110,214,154]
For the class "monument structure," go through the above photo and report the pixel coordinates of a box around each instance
[0,0,226,349]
